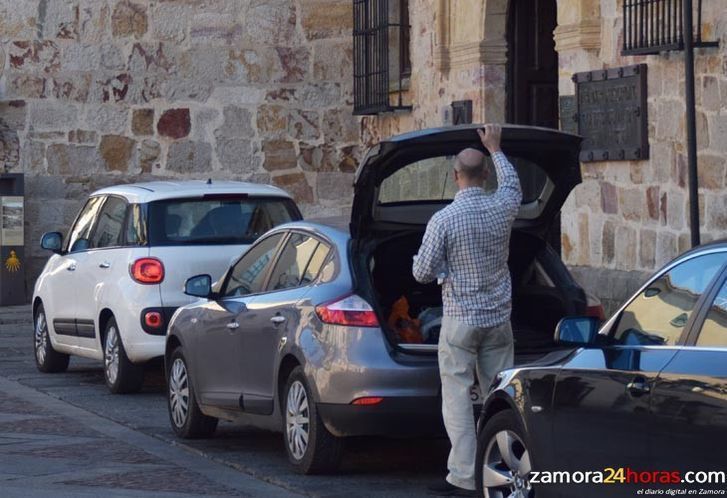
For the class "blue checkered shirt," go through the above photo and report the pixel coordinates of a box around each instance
[412,152,523,328]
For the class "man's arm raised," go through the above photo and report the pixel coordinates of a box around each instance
[478,124,523,210]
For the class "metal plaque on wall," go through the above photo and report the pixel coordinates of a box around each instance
[574,64,649,162]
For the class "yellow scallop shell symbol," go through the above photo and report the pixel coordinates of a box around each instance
[5,250,21,272]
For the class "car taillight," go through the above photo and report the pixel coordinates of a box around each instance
[315,294,379,327]
[586,304,606,321]
[144,311,163,328]
[130,258,164,284]
[351,397,383,406]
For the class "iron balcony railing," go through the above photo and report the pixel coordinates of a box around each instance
[622,0,718,55]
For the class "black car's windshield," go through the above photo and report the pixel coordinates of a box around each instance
[148,196,299,246]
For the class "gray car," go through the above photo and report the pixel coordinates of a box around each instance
[164,125,598,474]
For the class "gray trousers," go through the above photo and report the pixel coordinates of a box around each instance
[438,316,514,490]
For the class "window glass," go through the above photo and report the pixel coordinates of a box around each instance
[66,196,105,253]
[147,197,299,246]
[267,234,320,291]
[612,253,727,346]
[90,197,127,248]
[223,233,284,298]
[125,204,145,246]
[697,279,727,347]
[302,243,331,285]
[378,155,547,204]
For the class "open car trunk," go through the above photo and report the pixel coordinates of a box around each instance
[349,125,585,358]
[353,228,587,357]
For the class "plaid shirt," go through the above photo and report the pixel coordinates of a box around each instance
[412,152,523,328]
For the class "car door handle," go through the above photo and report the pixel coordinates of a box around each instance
[226,321,240,330]
[626,378,651,396]
[270,315,286,325]
[99,261,111,269]
[67,263,76,271]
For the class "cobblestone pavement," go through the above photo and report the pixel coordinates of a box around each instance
[0,306,449,497]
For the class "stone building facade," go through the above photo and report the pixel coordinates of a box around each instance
[361,0,727,311]
[0,0,358,290]
[2,0,726,308]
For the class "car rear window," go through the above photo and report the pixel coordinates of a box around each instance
[378,154,547,205]
[147,196,300,246]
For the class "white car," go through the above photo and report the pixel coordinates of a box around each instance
[32,180,301,393]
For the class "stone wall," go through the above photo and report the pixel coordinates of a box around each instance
[361,0,727,307]
[569,266,650,316]
[558,0,727,276]
[361,0,508,147]
[0,0,359,291]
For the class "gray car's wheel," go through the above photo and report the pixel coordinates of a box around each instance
[33,304,70,373]
[103,317,144,394]
[167,347,217,439]
[476,410,534,498]
[283,366,343,474]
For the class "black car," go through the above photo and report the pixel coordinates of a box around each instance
[475,242,727,497]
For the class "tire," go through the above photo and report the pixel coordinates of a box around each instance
[167,347,218,439]
[283,366,343,474]
[103,317,144,394]
[476,410,534,498]
[33,304,70,373]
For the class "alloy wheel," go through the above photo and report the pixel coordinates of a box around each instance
[286,380,310,461]
[169,358,189,428]
[34,312,47,365]
[482,429,533,498]
[104,326,120,385]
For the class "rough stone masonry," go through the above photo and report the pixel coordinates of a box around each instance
[0,0,359,290]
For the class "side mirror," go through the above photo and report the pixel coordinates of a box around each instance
[555,316,601,346]
[40,232,63,253]
[184,274,213,299]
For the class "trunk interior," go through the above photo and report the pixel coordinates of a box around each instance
[355,228,584,356]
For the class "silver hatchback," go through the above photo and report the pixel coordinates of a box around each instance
[164,125,596,474]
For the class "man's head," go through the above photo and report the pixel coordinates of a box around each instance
[453,148,488,189]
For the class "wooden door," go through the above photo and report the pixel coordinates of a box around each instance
[507,0,559,127]
[507,0,561,251]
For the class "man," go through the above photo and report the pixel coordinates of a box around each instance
[413,124,522,496]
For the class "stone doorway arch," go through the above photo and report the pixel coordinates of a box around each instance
[433,0,601,125]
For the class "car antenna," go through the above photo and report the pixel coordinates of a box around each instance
[206,178,212,185]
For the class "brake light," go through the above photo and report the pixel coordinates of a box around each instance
[144,311,163,328]
[351,397,383,406]
[131,258,165,284]
[315,294,379,327]
[586,304,606,321]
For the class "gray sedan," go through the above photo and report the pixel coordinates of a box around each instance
[164,125,596,474]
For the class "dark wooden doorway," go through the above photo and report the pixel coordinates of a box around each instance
[507,0,561,251]
[507,0,559,127]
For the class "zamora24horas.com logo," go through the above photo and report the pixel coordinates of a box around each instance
[529,467,726,489]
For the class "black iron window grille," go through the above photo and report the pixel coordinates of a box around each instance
[622,0,718,55]
[353,0,412,115]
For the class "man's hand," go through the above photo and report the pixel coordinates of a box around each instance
[478,124,502,154]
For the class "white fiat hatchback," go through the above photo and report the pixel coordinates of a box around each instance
[32,180,301,393]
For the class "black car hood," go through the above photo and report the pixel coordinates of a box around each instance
[350,124,583,240]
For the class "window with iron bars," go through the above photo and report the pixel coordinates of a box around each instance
[353,0,412,115]
[622,0,718,55]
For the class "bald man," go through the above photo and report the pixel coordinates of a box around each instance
[413,124,522,496]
